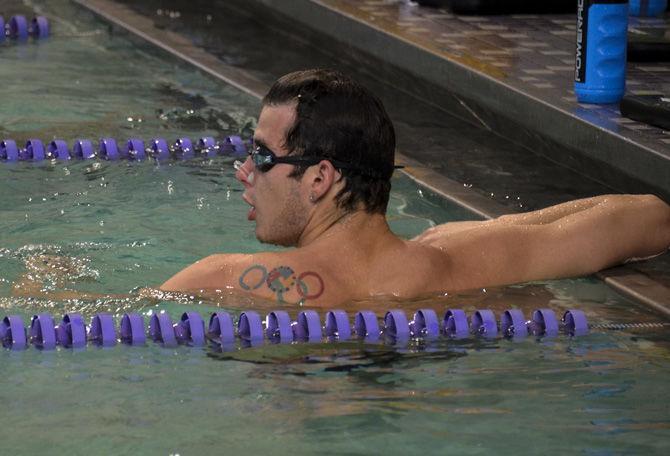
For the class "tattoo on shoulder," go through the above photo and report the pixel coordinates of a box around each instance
[238,264,324,304]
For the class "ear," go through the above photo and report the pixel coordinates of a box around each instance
[307,160,342,202]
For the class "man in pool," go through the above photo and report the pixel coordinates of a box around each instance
[160,69,670,307]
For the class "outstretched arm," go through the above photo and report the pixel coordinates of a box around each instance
[11,254,153,301]
[418,194,670,290]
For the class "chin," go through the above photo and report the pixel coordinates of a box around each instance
[256,226,298,247]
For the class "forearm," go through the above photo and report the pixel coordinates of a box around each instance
[11,272,139,301]
[545,194,670,273]
[496,195,618,226]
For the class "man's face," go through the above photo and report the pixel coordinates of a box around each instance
[236,103,309,246]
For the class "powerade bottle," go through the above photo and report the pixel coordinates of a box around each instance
[629,0,667,16]
[574,0,629,104]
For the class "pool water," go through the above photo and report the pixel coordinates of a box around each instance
[1,0,669,454]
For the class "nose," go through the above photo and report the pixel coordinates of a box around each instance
[235,156,255,188]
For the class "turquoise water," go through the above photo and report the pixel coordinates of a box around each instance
[1,1,670,454]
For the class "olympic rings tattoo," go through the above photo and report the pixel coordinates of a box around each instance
[266,266,296,293]
[297,271,325,300]
[238,264,325,303]
[239,264,268,290]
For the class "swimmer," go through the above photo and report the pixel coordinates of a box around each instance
[160,69,670,308]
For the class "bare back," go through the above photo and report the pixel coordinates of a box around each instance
[162,231,452,307]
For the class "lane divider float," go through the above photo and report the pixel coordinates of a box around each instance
[1,135,248,162]
[1,15,49,41]
[1,308,590,351]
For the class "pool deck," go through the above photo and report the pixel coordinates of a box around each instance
[76,0,670,317]
[255,0,670,200]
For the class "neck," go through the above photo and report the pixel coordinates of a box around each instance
[297,209,394,248]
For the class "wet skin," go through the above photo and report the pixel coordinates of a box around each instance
[159,103,670,307]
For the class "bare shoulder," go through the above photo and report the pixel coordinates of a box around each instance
[160,253,253,291]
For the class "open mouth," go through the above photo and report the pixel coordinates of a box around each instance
[242,193,256,221]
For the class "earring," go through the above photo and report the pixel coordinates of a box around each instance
[309,193,315,202]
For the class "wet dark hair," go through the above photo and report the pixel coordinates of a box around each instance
[262,69,396,215]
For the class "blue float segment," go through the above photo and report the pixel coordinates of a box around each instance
[471,309,497,337]
[90,313,117,347]
[354,310,380,341]
[149,312,177,347]
[120,313,146,345]
[99,138,120,160]
[443,309,469,338]
[0,139,20,161]
[151,138,170,160]
[9,15,28,40]
[384,310,410,342]
[1,315,27,349]
[30,313,57,350]
[0,16,5,42]
[30,16,49,38]
[175,137,194,160]
[238,311,263,342]
[126,138,146,160]
[25,139,46,160]
[410,309,440,339]
[294,310,322,342]
[56,313,87,348]
[530,309,559,337]
[175,312,205,346]
[563,310,589,336]
[501,309,527,338]
[325,310,351,341]
[208,312,235,345]
[72,139,95,159]
[48,140,71,160]
[198,136,217,157]
[265,311,293,343]
[220,135,247,157]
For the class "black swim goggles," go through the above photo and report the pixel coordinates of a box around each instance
[249,143,403,178]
